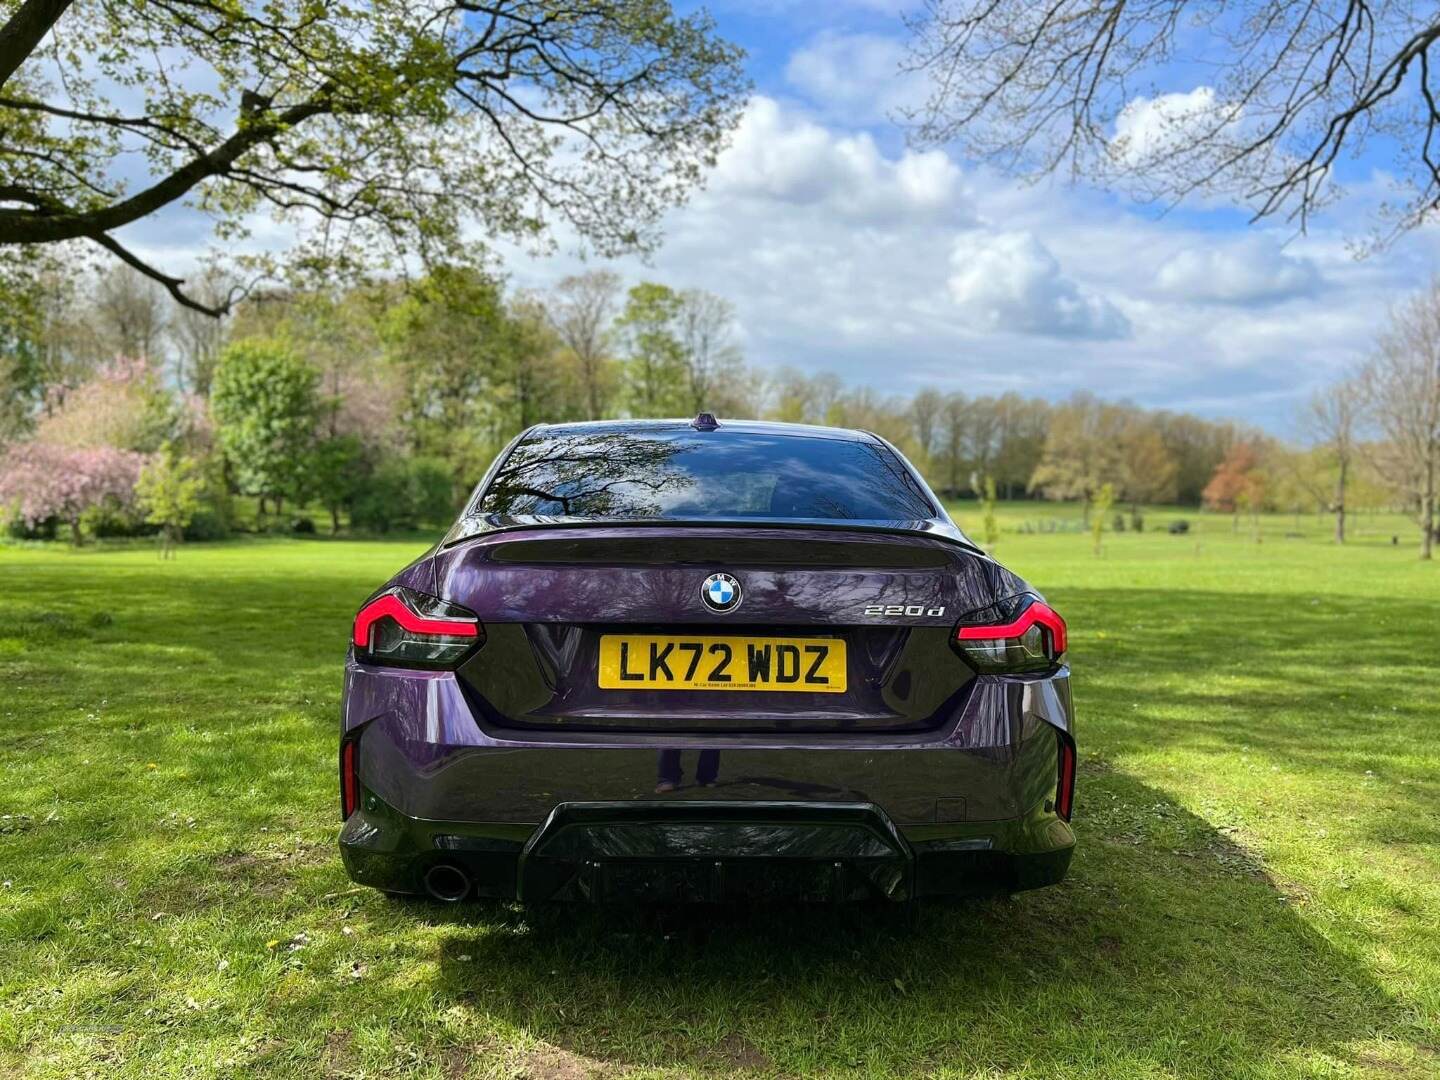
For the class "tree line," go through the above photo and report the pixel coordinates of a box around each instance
[0,259,1436,556]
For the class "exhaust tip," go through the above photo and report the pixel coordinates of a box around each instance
[423,863,471,903]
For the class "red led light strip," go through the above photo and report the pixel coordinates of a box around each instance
[1056,737,1076,821]
[351,592,480,649]
[340,739,359,819]
[955,600,1067,655]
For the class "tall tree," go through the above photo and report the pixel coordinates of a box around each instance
[675,288,744,414]
[992,393,1050,500]
[0,249,50,443]
[768,367,820,425]
[0,1,747,312]
[1028,395,1124,523]
[616,283,688,418]
[548,270,622,420]
[135,444,204,557]
[33,356,174,453]
[1116,418,1179,515]
[939,391,969,496]
[1203,441,1269,532]
[963,396,1001,485]
[168,267,238,396]
[503,293,583,432]
[210,339,318,517]
[1153,411,1240,506]
[905,3,1440,240]
[909,388,943,472]
[90,264,167,360]
[1303,377,1364,543]
[383,267,512,482]
[1362,284,1440,559]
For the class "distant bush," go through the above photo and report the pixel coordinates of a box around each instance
[182,510,230,542]
[81,505,153,538]
[1016,519,1085,535]
[6,515,58,541]
[350,462,410,533]
[351,457,457,533]
[409,458,457,523]
[291,516,317,534]
[1168,520,1191,535]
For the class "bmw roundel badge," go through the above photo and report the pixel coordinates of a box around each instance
[700,572,742,613]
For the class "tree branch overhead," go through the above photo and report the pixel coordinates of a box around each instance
[0,0,748,314]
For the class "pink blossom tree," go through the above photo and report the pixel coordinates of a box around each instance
[37,357,174,452]
[0,442,146,543]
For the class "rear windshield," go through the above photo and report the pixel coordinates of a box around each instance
[474,430,937,521]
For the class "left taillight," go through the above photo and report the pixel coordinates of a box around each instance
[340,734,360,819]
[953,593,1066,674]
[351,586,483,669]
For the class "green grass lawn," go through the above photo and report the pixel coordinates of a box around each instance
[1,507,1437,1078]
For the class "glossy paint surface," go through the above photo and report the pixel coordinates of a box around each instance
[344,659,1070,828]
[432,527,1021,624]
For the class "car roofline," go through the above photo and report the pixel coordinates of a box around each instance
[522,417,884,443]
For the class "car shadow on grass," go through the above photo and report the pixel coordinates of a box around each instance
[410,772,1402,1078]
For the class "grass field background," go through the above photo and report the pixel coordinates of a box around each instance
[1,502,1437,1078]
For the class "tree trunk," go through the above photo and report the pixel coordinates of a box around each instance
[587,377,601,421]
[331,506,341,535]
[257,494,267,520]
[1334,457,1347,544]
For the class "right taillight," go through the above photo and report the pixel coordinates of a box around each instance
[953,593,1066,673]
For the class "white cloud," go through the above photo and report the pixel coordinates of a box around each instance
[1156,239,1321,305]
[488,91,1435,427]
[708,96,963,222]
[946,231,1130,339]
[784,32,921,125]
[1111,86,1238,168]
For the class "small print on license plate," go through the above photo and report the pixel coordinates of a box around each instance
[598,634,847,693]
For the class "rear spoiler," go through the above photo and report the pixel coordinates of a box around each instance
[440,514,987,557]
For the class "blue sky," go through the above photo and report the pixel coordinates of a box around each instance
[119,1,1440,435]
[502,1,1440,434]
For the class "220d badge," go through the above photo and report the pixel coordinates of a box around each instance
[339,416,1075,905]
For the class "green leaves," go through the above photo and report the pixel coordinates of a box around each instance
[210,339,320,504]
[0,1,749,310]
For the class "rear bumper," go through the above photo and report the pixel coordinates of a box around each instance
[340,794,1074,902]
[338,666,1076,902]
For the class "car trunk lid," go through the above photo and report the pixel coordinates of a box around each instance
[436,526,1023,733]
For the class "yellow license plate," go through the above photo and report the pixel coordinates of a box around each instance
[598,634,847,693]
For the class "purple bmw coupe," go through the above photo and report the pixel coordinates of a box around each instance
[339,416,1074,904]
